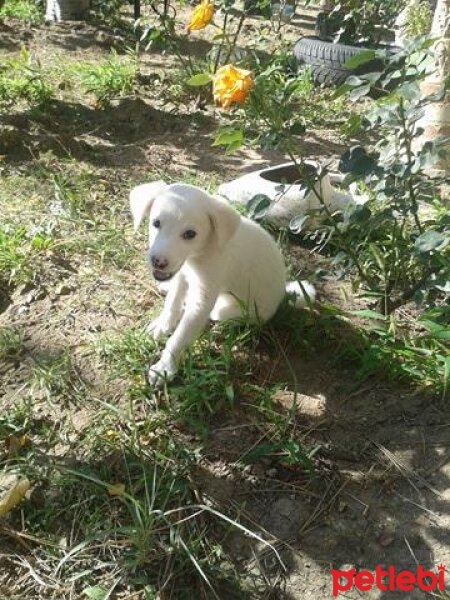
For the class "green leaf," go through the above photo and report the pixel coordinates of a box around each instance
[346,75,365,87]
[343,203,371,224]
[420,321,450,341]
[83,587,108,600]
[290,214,309,234]
[290,121,306,135]
[240,443,281,464]
[339,146,377,177]
[225,384,234,402]
[186,73,211,87]
[345,50,376,70]
[369,243,385,269]
[333,82,353,99]
[415,231,449,253]
[246,194,271,220]
[212,128,244,149]
[349,83,371,102]
[433,330,450,341]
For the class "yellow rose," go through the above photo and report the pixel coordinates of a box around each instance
[213,64,253,108]
[187,0,214,32]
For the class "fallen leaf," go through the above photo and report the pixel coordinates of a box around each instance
[0,478,31,517]
[82,586,108,600]
[107,483,125,497]
[7,434,29,456]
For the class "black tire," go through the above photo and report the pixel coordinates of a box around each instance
[293,36,391,86]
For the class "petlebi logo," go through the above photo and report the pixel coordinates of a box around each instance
[330,564,446,597]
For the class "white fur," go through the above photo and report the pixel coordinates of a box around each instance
[130,181,315,385]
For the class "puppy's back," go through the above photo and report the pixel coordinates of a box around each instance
[223,216,286,320]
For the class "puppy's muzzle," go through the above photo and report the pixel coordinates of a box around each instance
[153,269,174,281]
[148,253,177,282]
[150,254,168,270]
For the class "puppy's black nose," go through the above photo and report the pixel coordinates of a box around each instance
[150,255,168,270]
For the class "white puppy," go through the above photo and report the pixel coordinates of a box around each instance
[130,181,315,385]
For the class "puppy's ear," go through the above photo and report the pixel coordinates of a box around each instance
[129,181,168,231]
[209,196,241,249]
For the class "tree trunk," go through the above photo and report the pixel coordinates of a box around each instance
[418,0,450,175]
[45,0,90,21]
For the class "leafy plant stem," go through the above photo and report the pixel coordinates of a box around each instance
[282,142,375,291]
[398,96,423,234]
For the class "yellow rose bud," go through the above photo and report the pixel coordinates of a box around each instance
[213,64,253,108]
[187,0,214,32]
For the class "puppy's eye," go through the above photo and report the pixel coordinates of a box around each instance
[152,219,161,228]
[182,230,197,240]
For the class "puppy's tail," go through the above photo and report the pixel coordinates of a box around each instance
[286,280,316,308]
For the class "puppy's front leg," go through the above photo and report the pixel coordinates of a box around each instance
[148,290,217,385]
[147,273,187,340]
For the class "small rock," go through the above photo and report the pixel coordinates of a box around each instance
[378,531,396,547]
[16,282,35,296]
[35,288,47,300]
[55,283,73,296]
[94,30,106,42]
[25,288,46,304]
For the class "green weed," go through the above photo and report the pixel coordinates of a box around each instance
[98,327,158,379]
[0,326,24,360]
[0,222,54,294]
[0,225,33,286]
[76,50,137,108]
[11,437,273,599]
[31,351,83,401]
[0,48,52,108]
[302,304,450,398]
[0,0,42,23]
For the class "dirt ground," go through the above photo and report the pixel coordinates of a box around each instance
[1,7,450,600]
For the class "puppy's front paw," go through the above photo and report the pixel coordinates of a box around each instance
[146,316,174,340]
[148,356,177,387]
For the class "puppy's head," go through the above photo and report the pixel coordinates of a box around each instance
[130,181,240,282]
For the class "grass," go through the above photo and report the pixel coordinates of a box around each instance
[1,159,138,273]
[1,390,280,598]
[0,226,30,286]
[0,326,24,360]
[312,304,450,397]
[98,326,158,379]
[75,50,138,108]
[57,457,250,599]
[9,288,445,597]
[0,48,52,108]
[31,351,84,401]
[1,151,448,596]
[0,0,42,23]
[1,17,449,600]
[0,224,52,289]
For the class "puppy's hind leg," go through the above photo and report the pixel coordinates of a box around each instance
[147,273,187,340]
[210,293,243,321]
